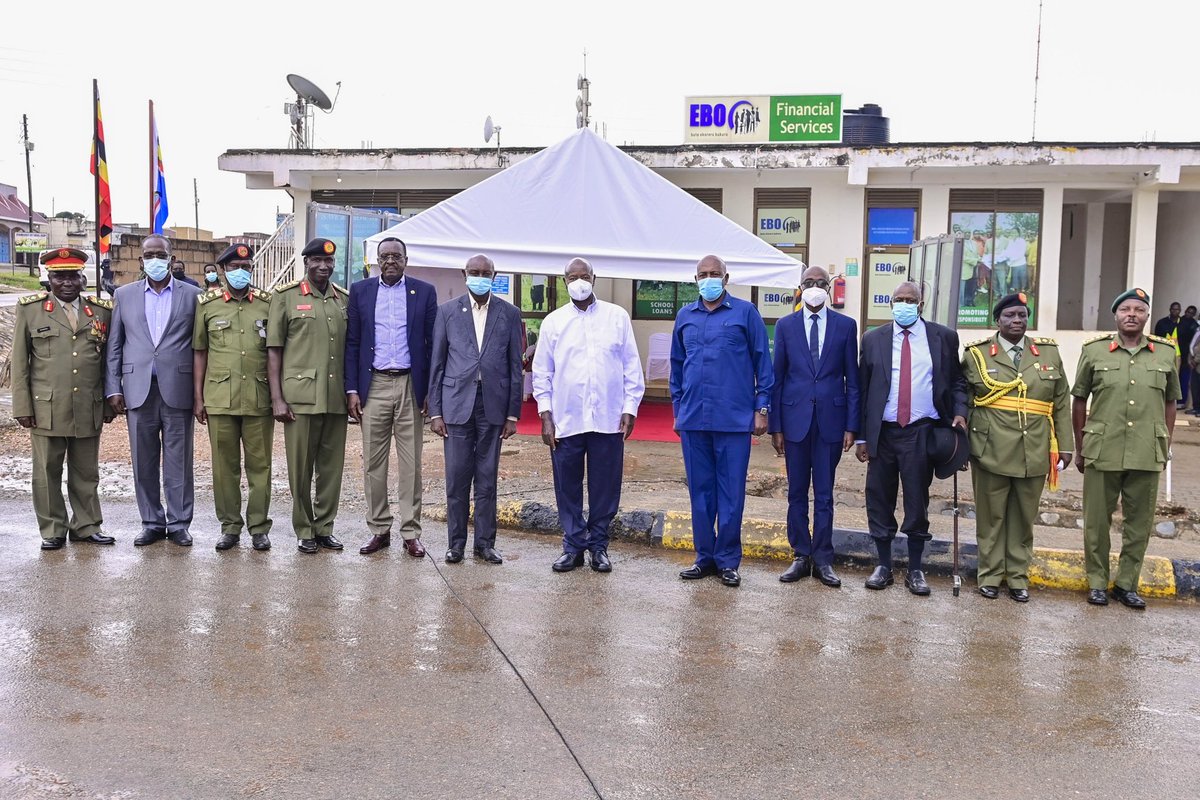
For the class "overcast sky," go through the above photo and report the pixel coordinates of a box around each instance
[1,0,1193,238]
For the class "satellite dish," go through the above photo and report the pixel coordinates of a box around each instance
[287,73,333,111]
[484,115,494,143]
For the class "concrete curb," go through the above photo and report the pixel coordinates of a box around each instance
[428,500,1195,600]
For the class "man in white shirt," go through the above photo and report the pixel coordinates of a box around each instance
[1003,232,1029,294]
[533,258,645,573]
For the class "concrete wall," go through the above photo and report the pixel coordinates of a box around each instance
[1153,192,1200,320]
[1100,204,1132,324]
[111,234,227,286]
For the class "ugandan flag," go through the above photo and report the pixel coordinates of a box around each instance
[90,79,113,256]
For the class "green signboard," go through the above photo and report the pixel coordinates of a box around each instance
[684,94,842,143]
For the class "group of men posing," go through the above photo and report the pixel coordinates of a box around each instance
[14,238,1177,608]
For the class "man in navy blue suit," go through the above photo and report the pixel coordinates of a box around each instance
[345,237,439,558]
[769,266,861,587]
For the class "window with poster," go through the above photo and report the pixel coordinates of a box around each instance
[948,189,1043,328]
[862,189,920,328]
[753,189,810,349]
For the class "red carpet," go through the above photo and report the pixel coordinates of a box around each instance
[516,398,681,442]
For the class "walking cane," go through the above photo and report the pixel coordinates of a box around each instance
[952,471,962,597]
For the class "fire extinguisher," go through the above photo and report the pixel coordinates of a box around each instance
[831,275,847,309]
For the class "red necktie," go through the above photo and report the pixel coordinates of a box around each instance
[898,330,912,426]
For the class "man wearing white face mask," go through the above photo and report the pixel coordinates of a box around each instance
[533,258,644,573]
[769,266,861,588]
[106,234,202,546]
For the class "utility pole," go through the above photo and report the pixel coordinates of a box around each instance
[193,177,199,232]
[21,114,35,274]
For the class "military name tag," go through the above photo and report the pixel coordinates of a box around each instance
[296,304,312,311]
[37,326,51,333]
[211,320,231,329]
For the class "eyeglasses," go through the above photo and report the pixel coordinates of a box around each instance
[800,279,830,289]
[379,254,406,263]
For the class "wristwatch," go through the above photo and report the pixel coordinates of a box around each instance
[757,407,769,416]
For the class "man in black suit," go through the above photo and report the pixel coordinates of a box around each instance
[855,281,968,595]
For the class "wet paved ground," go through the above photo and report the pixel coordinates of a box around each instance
[1,498,1198,800]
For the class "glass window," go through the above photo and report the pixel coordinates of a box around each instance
[950,210,1041,327]
[864,252,911,326]
[755,287,796,321]
[350,215,382,285]
[314,211,349,283]
[518,274,552,314]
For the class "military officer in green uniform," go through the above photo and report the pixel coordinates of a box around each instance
[962,292,1072,602]
[267,237,350,554]
[193,243,274,551]
[1072,287,1179,609]
[13,248,116,550]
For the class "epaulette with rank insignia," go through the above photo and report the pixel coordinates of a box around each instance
[84,295,113,310]
[255,288,272,301]
[19,292,48,306]
[1083,333,1113,346]
[1149,334,1174,346]
[964,336,992,348]
[1034,337,1058,346]
[274,279,300,292]
[197,290,222,305]
[332,282,348,295]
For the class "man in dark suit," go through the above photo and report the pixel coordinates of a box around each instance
[106,234,202,546]
[769,266,860,587]
[855,281,968,595]
[428,254,523,564]
[346,237,438,557]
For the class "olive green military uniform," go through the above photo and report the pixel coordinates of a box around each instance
[266,278,349,540]
[963,334,1071,589]
[1072,332,1179,591]
[193,287,275,538]
[12,292,113,541]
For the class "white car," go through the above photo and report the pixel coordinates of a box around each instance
[38,249,93,290]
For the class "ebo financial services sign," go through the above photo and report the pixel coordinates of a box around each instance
[684,95,842,143]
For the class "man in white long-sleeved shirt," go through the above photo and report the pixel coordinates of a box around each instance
[533,257,645,574]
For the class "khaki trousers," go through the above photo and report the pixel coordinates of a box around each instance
[971,464,1044,589]
[361,373,423,539]
[283,413,346,540]
[208,414,275,536]
[1082,467,1159,591]
[31,434,102,540]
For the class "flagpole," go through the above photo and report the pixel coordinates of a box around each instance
[92,79,103,298]
[148,99,154,231]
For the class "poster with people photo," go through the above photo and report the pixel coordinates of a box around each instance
[949,211,1041,327]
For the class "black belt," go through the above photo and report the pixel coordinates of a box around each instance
[882,417,935,429]
[370,367,410,376]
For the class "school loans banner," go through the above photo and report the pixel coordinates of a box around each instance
[684,95,842,143]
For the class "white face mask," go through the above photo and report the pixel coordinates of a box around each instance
[567,279,593,302]
[801,287,829,308]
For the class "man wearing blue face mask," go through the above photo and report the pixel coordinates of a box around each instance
[193,244,275,552]
[855,281,969,595]
[106,234,203,546]
[671,254,774,587]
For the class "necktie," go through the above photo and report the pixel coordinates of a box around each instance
[63,302,78,331]
[1012,344,1022,369]
[898,330,912,427]
[809,314,820,364]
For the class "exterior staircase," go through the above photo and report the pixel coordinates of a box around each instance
[252,213,296,290]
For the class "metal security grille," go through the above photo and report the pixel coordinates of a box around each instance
[866,189,921,208]
[949,189,1043,211]
[683,188,723,212]
[754,188,812,207]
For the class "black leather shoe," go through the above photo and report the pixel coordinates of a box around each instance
[315,534,343,551]
[297,538,318,554]
[70,532,116,545]
[1087,588,1109,606]
[1111,586,1147,609]
[167,530,193,547]
[553,551,585,572]
[979,585,1000,600]
[779,556,811,583]
[215,534,239,551]
[41,537,66,550]
[134,529,166,546]
[865,565,894,590]
[251,534,271,551]
[474,546,503,564]
[589,550,612,573]
[814,564,842,587]
[719,568,741,587]
[1008,588,1030,603]
[445,548,464,563]
[679,563,718,580]
[905,570,931,596]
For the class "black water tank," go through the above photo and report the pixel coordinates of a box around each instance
[842,104,890,145]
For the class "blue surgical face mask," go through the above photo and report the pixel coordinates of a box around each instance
[697,276,725,302]
[143,257,170,281]
[204,271,219,284]
[225,268,252,290]
[892,301,920,327]
[466,276,493,296]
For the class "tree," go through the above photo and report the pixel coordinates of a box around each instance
[54,211,85,221]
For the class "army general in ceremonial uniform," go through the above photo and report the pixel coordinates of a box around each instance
[1072,288,1179,610]
[193,243,274,552]
[962,293,1072,602]
[267,238,350,554]
[13,248,116,550]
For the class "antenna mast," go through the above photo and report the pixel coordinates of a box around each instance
[576,49,591,130]
[1031,0,1044,141]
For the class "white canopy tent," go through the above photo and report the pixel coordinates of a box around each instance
[364,128,803,286]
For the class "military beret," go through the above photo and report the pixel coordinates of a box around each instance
[40,247,88,271]
[992,291,1030,320]
[216,243,254,266]
[1111,287,1150,313]
[301,238,337,257]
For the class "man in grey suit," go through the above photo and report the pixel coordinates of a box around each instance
[429,254,523,564]
[106,234,202,546]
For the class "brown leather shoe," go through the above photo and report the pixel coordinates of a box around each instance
[403,538,426,558]
[359,534,390,555]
